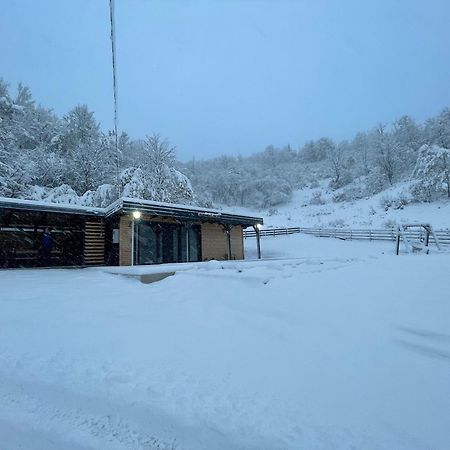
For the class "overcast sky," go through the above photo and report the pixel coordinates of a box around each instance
[2,0,450,160]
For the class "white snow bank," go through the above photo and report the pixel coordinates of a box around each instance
[1,235,449,449]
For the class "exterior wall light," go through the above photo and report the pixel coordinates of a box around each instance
[256,223,262,229]
[132,211,141,220]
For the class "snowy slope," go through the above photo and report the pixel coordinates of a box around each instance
[227,182,450,229]
[1,235,450,449]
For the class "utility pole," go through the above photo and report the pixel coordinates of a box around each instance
[109,0,121,197]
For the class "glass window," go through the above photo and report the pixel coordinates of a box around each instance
[136,222,159,264]
[188,225,201,262]
[136,222,201,265]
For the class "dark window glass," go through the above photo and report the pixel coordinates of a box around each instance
[137,222,158,264]
[188,225,201,262]
[136,222,201,265]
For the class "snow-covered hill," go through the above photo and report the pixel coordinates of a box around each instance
[228,181,450,229]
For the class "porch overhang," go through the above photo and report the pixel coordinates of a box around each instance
[105,197,263,228]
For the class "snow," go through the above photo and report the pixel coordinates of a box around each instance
[1,234,450,449]
[108,197,262,219]
[0,195,262,223]
[0,195,104,214]
[227,182,450,230]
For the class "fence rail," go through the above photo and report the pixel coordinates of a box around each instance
[244,226,450,245]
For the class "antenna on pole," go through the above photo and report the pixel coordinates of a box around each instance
[109,0,121,197]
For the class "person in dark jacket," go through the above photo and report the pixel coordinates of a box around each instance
[40,227,53,266]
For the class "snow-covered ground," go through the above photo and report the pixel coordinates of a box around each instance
[228,182,450,230]
[1,235,450,449]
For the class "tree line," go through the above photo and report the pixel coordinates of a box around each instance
[184,112,450,208]
[1,78,449,209]
[0,79,192,207]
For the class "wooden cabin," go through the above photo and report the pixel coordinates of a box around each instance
[0,197,263,268]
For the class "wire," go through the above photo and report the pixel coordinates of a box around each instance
[109,0,121,197]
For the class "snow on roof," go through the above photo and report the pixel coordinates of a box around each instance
[118,197,256,216]
[0,196,104,215]
[0,196,263,224]
[105,197,263,224]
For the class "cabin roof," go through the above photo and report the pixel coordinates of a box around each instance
[105,197,263,227]
[0,197,104,216]
[0,196,263,227]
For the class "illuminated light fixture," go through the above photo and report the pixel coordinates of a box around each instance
[132,211,141,220]
[256,223,262,229]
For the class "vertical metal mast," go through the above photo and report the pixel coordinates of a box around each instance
[109,0,121,197]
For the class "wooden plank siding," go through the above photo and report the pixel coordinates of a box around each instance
[201,223,244,261]
[231,225,244,260]
[84,220,106,266]
[119,216,132,266]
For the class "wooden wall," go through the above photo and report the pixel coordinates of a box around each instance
[84,220,105,266]
[119,216,132,266]
[119,216,245,266]
[201,223,244,261]
[233,225,245,260]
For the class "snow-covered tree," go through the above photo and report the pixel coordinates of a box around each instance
[424,108,450,149]
[300,138,332,162]
[4,75,450,211]
[61,105,113,193]
[140,133,193,203]
[349,132,371,176]
[374,124,397,185]
[328,141,348,189]
[391,115,423,173]
[411,144,450,201]
[0,81,33,197]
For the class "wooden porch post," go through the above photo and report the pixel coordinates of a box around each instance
[131,217,135,266]
[253,225,261,259]
[395,226,401,256]
[223,225,232,260]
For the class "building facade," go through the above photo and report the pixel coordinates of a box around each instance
[0,197,263,268]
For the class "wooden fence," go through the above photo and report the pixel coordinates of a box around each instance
[244,226,450,245]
